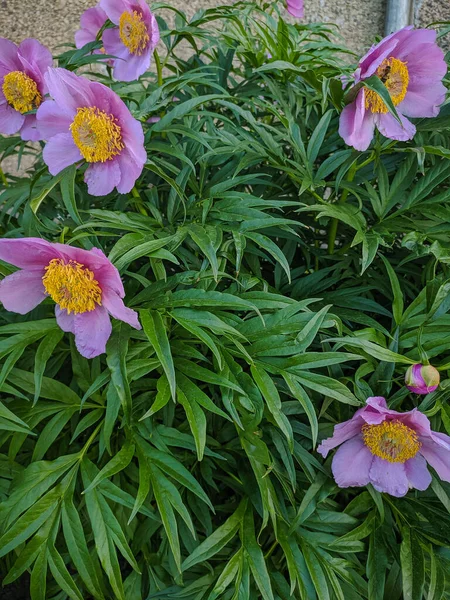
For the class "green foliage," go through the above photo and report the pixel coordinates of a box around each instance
[1,1,450,598]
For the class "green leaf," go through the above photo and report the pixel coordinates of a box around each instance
[182,499,246,571]
[400,527,424,600]
[141,310,176,400]
[177,387,206,460]
[83,440,135,493]
[106,324,132,424]
[251,364,293,450]
[241,508,274,600]
[33,330,64,405]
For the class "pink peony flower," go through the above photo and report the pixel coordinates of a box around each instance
[99,0,160,82]
[317,396,450,497]
[339,27,447,151]
[405,364,440,395]
[0,38,52,141]
[75,4,108,50]
[286,0,304,18]
[0,238,141,359]
[36,67,147,196]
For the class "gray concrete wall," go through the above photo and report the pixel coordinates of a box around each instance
[1,1,449,56]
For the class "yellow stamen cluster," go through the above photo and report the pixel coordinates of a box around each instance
[42,259,102,314]
[2,71,42,114]
[365,57,409,114]
[70,107,124,163]
[119,10,149,55]
[362,420,421,463]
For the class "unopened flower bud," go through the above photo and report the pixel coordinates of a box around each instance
[405,364,440,395]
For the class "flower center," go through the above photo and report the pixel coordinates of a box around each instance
[42,259,102,314]
[2,71,42,114]
[119,10,149,55]
[365,57,409,114]
[70,107,124,163]
[362,420,421,463]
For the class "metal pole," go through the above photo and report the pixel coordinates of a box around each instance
[385,0,415,35]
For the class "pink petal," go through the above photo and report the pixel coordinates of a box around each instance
[420,439,450,483]
[0,37,21,74]
[113,50,151,82]
[43,133,82,176]
[37,99,74,138]
[0,238,60,269]
[74,306,112,358]
[394,28,438,62]
[405,455,432,491]
[399,80,447,119]
[102,288,141,329]
[75,6,108,48]
[339,90,376,152]
[102,27,129,60]
[369,457,409,497]
[44,68,95,114]
[359,39,399,80]
[18,39,52,77]
[100,0,133,24]
[317,415,363,458]
[286,0,304,18]
[331,436,373,488]
[20,114,42,142]
[0,101,25,135]
[430,430,450,452]
[375,111,416,142]
[116,148,145,194]
[84,160,121,196]
[55,306,75,334]
[0,270,46,314]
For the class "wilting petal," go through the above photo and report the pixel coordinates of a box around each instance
[84,160,121,196]
[55,306,75,334]
[331,437,373,488]
[74,306,112,358]
[102,288,141,329]
[420,438,450,482]
[43,133,82,175]
[369,457,409,497]
[405,455,432,491]
[0,270,46,314]
[376,111,416,142]
[339,90,376,151]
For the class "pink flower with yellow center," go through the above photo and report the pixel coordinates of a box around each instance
[286,0,304,18]
[0,238,141,359]
[339,27,447,151]
[99,0,160,82]
[318,397,450,497]
[0,38,52,141]
[36,68,147,196]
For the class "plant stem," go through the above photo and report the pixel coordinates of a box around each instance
[154,49,163,87]
[131,186,148,216]
[327,161,358,254]
[0,166,8,187]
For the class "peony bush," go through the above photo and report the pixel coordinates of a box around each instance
[0,0,450,598]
